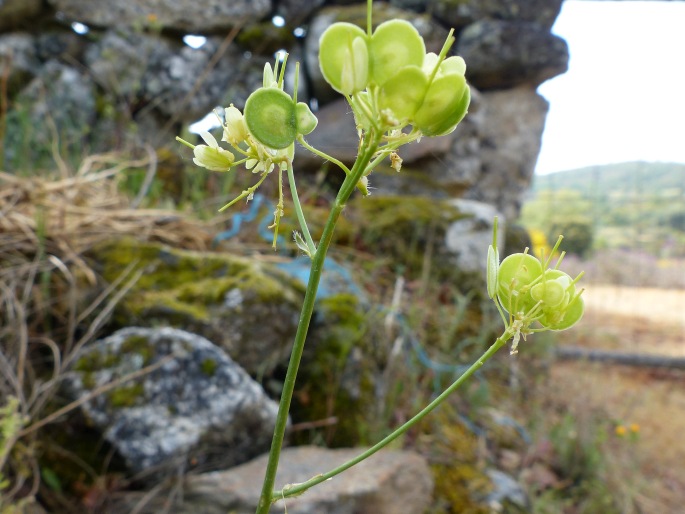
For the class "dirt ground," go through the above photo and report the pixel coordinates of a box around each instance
[550,285,685,513]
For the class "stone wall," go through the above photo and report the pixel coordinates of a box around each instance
[0,0,568,218]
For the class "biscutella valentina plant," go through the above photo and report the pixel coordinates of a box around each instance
[176,1,583,512]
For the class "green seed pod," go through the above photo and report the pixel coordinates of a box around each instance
[414,74,470,136]
[531,278,566,309]
[497,253,543,314]
[377,65,428,122]
[487,244,499,300]
[539,294,585,331]
[369,19,425,87]
[319,22,369,95]
[244,87,297,149]
[295,102,318,135]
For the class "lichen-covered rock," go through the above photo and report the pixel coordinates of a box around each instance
[428,0,563,30]
[65,327,280,475]
[47,0,271,33]
[107,446,434,514]
[84,29,262,123]
[458,19,568,90]
[87,239,303,376]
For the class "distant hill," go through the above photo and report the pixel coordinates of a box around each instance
[532,162,685,197]
[522,162,685,255]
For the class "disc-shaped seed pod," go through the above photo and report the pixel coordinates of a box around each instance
[377,65,428,122]
[244,88,297,149]
[496,253,543,314]
[414,73,469,136]
[370,19,425,87]
[319,22,369,95]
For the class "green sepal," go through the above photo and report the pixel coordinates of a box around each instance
[244,87,297,149]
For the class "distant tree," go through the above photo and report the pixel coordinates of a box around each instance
[549,220,594,257]
[666,212,685,232]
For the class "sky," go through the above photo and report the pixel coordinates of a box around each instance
[535,0,685,175]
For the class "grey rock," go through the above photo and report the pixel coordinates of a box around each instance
[3,60,96,168]
[47,0,271,33]
[84,29,262,125]
[34,31,86,63]
[0,0,43,31]
[306,5,449,103]
[110,446,434,513]
[276,0,327,25]
[429,0,563,30]
[66,327,281,475]
[0,33,39,94]
[444,199,503,273]
[466,87,548,219]
[458,19,569,90]
[485,469,530,511]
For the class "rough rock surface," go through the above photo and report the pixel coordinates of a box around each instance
[458,19,569,90]
[466,87,549,219]
[83,29,263,123]
[0,33,39,93]
[65,327,280,475]
[47,0,271,33]
[88,239,303,376]
[0,0,44,31]
[428,0,564,29]
[109,446,434,513]
[445,199,504,273]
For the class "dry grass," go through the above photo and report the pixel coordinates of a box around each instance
[0,152,223,275]
[0,154,229,508]
[548,285,685,513]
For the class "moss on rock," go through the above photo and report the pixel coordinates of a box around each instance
[86,238,305,376]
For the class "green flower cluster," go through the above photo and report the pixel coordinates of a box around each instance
[319,19,470,136]
[178,59,317,175]
[488,229,585,353]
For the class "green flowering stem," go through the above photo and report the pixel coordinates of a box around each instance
[286,161,316,256]
[218,171,269,212]
[255,131,383,514]
[272,327,515,502]
[296,135,351,176]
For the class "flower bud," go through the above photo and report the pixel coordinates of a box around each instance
[223,104,249,145]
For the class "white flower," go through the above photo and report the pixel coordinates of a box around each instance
[193,130,235,171]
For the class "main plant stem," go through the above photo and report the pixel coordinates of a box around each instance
[255,133,381,514]
[272,327,514,501]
